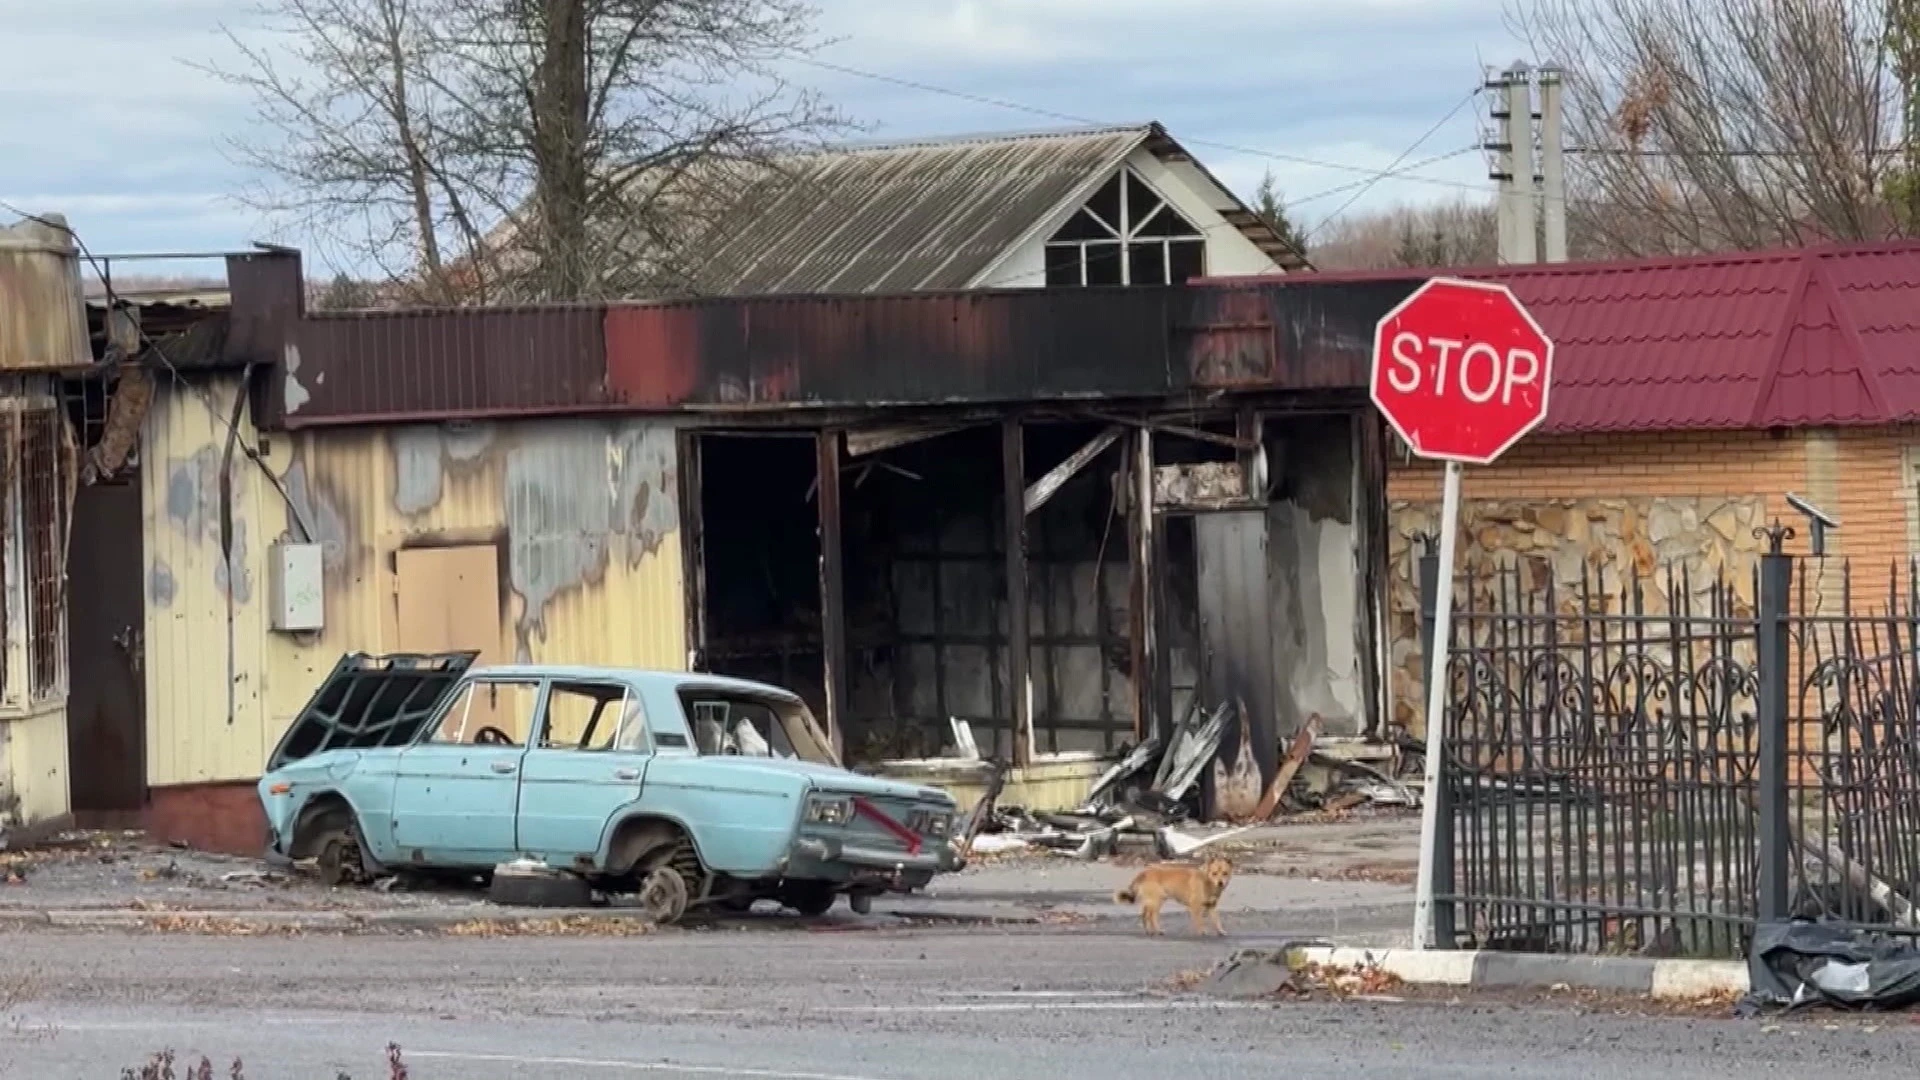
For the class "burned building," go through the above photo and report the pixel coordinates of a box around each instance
[82,250,1407,853]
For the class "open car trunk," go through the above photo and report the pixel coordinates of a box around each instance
[265,652,478,772]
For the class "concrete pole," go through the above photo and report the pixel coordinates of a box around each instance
[1500,62,1537,264]
[1487,68,1514,261]
[1538,63,1568,263]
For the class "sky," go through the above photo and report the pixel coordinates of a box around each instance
[0,0,1526,280]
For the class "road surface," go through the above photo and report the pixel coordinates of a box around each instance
[0,920,1907,1079]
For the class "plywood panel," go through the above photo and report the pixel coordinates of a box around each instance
[395,545,504,663]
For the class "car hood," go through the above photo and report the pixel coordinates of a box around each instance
[713,756,953,804]
[265,652,477,772]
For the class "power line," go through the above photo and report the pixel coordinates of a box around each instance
[0,198,308,533]
[1309,88,1484,238]
[792,57,1491,197]
[1568,145,1910,159]
[1287,147,1479,210]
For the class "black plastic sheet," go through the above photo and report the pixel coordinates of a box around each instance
[1742,921,1920,1013]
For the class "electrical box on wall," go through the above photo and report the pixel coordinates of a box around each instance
[269,541,325,633]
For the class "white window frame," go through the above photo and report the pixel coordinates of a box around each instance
[1044,168,1208,287]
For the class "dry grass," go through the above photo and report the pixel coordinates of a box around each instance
[121,1042,410,1080]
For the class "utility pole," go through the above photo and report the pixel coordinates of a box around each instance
[1538,63,1568,263]
[1490,62,1538,264]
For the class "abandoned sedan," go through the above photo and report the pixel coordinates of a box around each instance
[258,653,964,922]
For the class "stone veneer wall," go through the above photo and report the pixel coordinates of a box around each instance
[1385,496,1770,736]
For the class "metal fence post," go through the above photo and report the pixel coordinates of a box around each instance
[1756,525,1794,925]
[1415,533,1457,946]
[1418,534,1440,701]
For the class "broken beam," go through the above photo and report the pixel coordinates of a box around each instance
[1081,410,1256,452]
[1253,714,1324,821]
[1024,425,1123,515]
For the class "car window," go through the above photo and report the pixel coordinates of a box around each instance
[539,682,644,752]
[428,679,540,746]
[683,694,804,759]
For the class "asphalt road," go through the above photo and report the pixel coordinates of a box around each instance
[0,920,1909,1079]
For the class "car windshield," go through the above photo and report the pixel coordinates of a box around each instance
[679,690,836,765]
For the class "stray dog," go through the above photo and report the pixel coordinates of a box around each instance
[1113,856,1233,936]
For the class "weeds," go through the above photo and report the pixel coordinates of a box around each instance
[120,1044,409,1080]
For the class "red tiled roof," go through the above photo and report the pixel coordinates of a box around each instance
[1279,241,1920,434]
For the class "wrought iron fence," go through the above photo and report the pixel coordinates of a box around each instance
[1426,529,1920,958]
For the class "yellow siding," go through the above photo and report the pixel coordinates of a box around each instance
[5,703,70,825]
[143,377,688,787]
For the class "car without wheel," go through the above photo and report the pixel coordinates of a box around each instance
[257,653,965,922]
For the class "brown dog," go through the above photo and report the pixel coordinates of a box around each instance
[1113,856,1233,936]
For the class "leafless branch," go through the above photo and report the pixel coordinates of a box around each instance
[204,0,844,301]
[1509,0,1907,256]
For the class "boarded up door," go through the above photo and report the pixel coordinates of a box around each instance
[1193,510,1278,815]
[394,545,514,738]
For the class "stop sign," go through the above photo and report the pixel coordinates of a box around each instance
[1370,277,1554,465]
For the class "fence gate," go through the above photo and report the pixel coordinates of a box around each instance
[1424,527,1920,957]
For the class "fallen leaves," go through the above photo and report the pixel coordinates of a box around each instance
[1301,961,1404,998]
[137,915,304,937]
[1032,908,1093,926]
[444,916,655,937]
[1165,968,1209,992]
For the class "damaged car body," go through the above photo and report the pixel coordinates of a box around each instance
[257,652,964,921]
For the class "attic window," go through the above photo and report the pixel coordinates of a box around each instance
[1044,170,1205,287]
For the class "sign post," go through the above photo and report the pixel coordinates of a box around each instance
[1369,277,1554,950]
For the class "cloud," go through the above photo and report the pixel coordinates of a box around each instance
[0,0,1523,263]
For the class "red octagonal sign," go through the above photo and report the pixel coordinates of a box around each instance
[1371,277,1555,465]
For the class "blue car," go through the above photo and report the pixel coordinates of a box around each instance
[258,653,965,922]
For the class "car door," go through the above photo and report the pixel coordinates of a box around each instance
[515,679,651,868]
[389,676,542,866]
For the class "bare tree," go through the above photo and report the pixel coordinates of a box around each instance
[207,0,841,302]
[313,271,381,309]
[1510,0,1907,257]
[1312,198,1498,270]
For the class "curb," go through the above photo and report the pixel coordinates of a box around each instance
[0,904,1028,934]
[1293,945,1749,1001]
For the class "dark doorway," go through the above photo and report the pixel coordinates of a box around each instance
[67,480,146,819]
[839,426,1009,763]
[690,433,826,719]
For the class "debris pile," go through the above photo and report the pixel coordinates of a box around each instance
[1193,947,1403,1001]
[955,701,1420,860]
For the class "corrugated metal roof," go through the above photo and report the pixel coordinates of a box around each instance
[682,123,1301,295]
[689,125,1148,295]
[1280,241,1920,434]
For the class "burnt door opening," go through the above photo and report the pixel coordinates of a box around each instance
[838,425,1011,764]
[691,433,827,721]
[67,477,146,820]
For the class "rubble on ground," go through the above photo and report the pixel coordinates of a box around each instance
[956,703,1421,861]
[1193,946,1404,1000]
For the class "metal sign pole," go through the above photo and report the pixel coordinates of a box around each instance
[1411,459,1463,950]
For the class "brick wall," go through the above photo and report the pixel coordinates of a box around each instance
[1383,426,1919,735]
[1388,428,1914,568]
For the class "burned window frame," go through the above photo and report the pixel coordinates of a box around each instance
[1043,168,1208,288]
[0,390,73,708]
